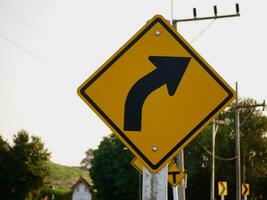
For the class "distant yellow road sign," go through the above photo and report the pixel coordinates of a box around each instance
[131,158,184,187]
[131,157,145,174]
[218,181,228,196]
[78,15,236,173]
[242,183,250,196]
[167,163,185,187]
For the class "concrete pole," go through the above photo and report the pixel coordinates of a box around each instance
[142,165,168,200]
[173,186,178,200]
[139,173,142,200]
[176,151,186,200]
[235,82,241,200]
[210,119,216,200]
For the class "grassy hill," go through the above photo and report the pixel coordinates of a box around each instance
[47,162,91,191]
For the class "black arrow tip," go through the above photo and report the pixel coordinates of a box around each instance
[149,56,191,96]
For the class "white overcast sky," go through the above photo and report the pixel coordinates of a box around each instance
[0,0,266,166]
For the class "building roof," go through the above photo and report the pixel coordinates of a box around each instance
[71,176,92,192]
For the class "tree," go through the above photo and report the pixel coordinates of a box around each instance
[89,134,139,200]
[0,130,50,200]
[81,148,94,169]
[184,98,267,200]
[87,98,266,200]
[237,99,267,199]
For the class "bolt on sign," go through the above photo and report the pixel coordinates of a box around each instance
[242,183,250,196]
[131,158,185,187]
[77,15,236,173]
[218,181,228,196]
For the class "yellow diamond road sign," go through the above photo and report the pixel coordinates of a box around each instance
[78,15,236,173]
[167,163,185,187]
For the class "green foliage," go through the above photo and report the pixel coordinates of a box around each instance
[47,162,91,190]
[38,187,71,200]
[89,134,139,200]
[36,162,90,200]
[185,99,267,200]
[0,130,50,200]
[81,148,94,169]
[85,98,266,200]
[237,99,267,199]
[53,189,71,199]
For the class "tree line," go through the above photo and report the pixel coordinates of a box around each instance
[0,130,50,199]
[86,99,267,200]
[1,98,266,199]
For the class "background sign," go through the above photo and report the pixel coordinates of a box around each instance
[218,181,228,196]
[242,183,250,196]
[167,164,185,187]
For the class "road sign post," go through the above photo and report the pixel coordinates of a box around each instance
[173,186,178,200]
[176,150,186,200]
[131,157,185,200]
[131,158,185,186]
[142,165,168,200]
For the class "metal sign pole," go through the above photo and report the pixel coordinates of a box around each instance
[221,195,225,200]
[173,186,178,200]
[244,196,247,200]
[142,165,168,200]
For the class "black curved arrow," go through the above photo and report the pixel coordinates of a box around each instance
[124,56,191,131]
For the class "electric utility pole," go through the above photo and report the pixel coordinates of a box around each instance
[210,120,220,200]
[171,4,240,200]
[235,82,265,200]
[235,82,241,200]
[210,118,231,200]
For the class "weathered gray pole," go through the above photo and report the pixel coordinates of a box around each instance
[173,186,178,200]
[176,151,186,200]
[142,166,168,200]
[210,120,221,200]
[210,120,216,200]
[235,82,241,200]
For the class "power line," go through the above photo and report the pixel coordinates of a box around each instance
[197,141,237,161]
[0,31,71,76]
[0,4,53,42]
[0,32,51,66]
[190,19,216,44]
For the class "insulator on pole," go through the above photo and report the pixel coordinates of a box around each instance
[193,8,197,18]
[214,5,218,17]
[236,3,240,15]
